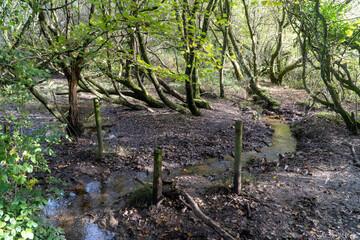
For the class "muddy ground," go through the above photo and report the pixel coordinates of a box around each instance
[40,84,360,240]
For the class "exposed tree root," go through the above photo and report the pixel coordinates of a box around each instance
[342,142,360,167]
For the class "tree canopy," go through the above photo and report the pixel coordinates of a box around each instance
[0,0,359,135]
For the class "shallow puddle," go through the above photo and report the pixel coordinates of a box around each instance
[45,116,296,239]
[43,171,148,240]
[257,117,297,161]
[170,117,297,177]
[44,192,116,240]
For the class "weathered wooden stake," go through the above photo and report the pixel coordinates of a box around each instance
[93,98,104,158]
[153,148,163,204]
[233,120,243,194]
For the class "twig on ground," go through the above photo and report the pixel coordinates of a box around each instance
[180,190,237,240]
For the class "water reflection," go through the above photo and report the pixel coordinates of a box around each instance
[43,190,116,240]
[259,117,297,161]
[170,117,297,177]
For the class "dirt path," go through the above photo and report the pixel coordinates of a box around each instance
[43,85,360,239]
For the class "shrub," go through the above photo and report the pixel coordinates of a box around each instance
[0,116,65,240]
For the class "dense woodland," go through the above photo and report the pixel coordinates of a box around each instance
[1,0,360,239]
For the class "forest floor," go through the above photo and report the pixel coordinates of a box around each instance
[38,83,360,239]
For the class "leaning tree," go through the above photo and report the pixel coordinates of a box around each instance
[288,0,360,134]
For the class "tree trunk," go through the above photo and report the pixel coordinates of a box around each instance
[66,59,83,137]
[137,30,189,114]
[192,67,201,99]
[185,58,201,116]
[228,24,279,108]
[269,8,286,85]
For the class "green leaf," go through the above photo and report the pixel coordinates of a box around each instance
[18,175,26,184]
[26,221,38,228]
[1,175,8,182]
[345,30,353,37]
[11,199,19,206]
[21,229,34,239]
[19,203,27,209]
[0,221,6,228]
[355,41,360,46]
[10,218,16,225]
[11,165,21,175]
[338,39,346,44]
[42,198,48,205]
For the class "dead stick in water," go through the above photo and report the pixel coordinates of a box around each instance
[180,190,237,240]
[134,177,147,186]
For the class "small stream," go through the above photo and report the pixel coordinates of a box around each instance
[43,117,296,239]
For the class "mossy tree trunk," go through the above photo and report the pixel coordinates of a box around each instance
[268,8,302,86]
[226,0,279,109]
[228,25,279,109]
[137,30,189,114]
[218,0,231,98]
[294,0,359,134]
[179,0,217,115]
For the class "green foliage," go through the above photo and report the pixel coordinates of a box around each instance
[0,48,50,102]
[289,0,360,132]
[0,98,64,239]
[32,219,65,240]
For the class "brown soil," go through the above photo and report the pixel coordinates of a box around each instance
[43,85,360,239]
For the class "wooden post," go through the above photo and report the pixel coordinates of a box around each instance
[233,120,243,194]
[153,148,162,204]
[93,98,104,158]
